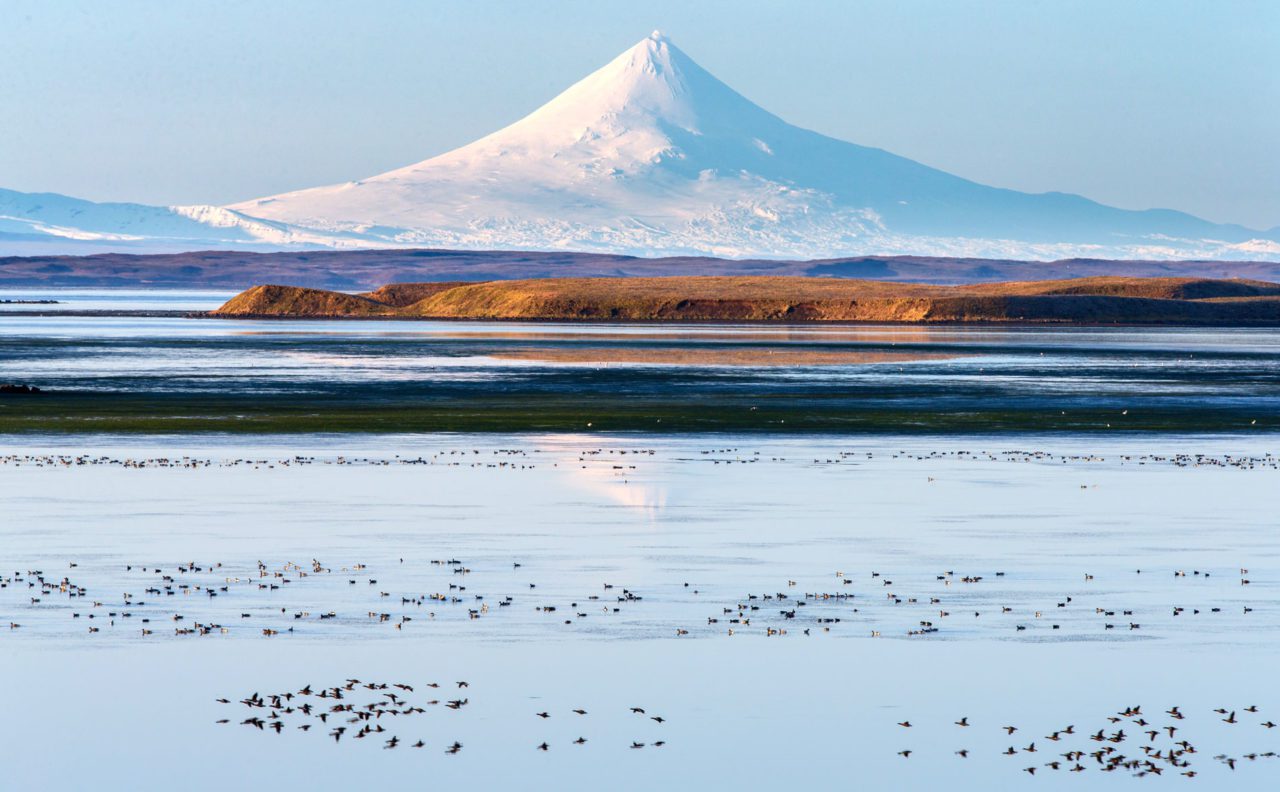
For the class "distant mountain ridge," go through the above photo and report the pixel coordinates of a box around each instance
[4,249,1280,290]
[2,32,1277,260]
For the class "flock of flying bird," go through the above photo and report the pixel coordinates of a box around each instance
[895,703,1279,778]
[218,678,668,753]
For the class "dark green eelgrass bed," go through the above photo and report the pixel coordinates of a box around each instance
[0,391,1274,434]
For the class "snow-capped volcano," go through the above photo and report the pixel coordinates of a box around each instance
[232,29,861,255]
[224,31,1275,259]
[4,32,1277,259]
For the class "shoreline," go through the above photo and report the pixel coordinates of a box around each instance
[6,308,1280,327]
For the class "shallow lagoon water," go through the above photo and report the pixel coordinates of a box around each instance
[3,433,1279,789]
[2,291,1280,788]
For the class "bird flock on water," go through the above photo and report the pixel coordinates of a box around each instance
[2,555,1264,644]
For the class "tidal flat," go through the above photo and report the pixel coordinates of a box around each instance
[1,290,1279,434]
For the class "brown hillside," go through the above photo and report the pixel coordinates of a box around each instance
[359,281,471,307]
[402,277,947,320]
[215,284,393,316]
[961,277,1280,300]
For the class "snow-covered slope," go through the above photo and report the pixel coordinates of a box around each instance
[4,32,1277,259]
[0,188,360,254]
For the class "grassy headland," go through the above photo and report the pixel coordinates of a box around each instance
[213,276,1280,324]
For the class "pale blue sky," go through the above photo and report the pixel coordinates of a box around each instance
[2,0,1276,228]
